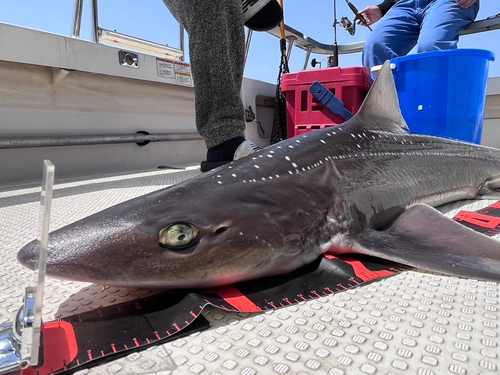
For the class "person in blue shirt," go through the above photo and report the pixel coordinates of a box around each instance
[359,0,480,75]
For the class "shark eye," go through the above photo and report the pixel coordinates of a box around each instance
[159,223,199,249]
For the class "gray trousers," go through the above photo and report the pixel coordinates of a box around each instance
[162,0,246,148]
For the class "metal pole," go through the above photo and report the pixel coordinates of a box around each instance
[179,24,185,62]
[303,46,312,70]
[72,0,84,38]
[244,28,253,69]
[0,133,204,150]
[331,0,339,67]
[286,38,295,60]
[91,0,99,43]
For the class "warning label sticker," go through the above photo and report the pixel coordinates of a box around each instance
[175,72,192,86]
[174,61,191,74]
[156,58,192,86]
[156,58,174,79]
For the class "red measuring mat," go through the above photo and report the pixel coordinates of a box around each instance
[10,255,406,375]
[453,201,500,236]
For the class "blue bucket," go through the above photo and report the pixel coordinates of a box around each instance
[391,49,495,144]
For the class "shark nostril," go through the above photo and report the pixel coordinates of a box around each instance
[215,226,229,235]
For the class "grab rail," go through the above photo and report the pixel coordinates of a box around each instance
[0,133,203,150]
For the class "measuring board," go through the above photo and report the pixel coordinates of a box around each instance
[7,255,407,375]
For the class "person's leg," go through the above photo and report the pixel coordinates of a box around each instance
[417,0,479,52]
[163,0,259,171]
[362,0,421,75]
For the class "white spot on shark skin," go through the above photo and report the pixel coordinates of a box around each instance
[239,232,243,236]
[217,175,221,178]
[232,174,237,177]
[357,144,361,149]
[259,155,264,158]
[327,133,332,137]
[254,165,260,169]
[285,156,291,161]
[252,157,257,160]
[243,180,247,183]
[277,146,282,149]
[321,140,326,144]
[269,176,273,180]
[292,163,298,168]
[302,135,308,138]
[289,145,294,149]
[276,175,280,178]
[270,151,275,154]
[296,140,301,143]
[351,134,357,139]
[302,167,306,171]
[262,177,266,181]
[267,155,273,158]
[289,171,293,175]
[218,181,222,185]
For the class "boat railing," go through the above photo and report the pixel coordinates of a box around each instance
[266,13,500,69]
[70,1,500,71]
[71,0,184,60]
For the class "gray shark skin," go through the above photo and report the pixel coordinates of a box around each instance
[18,61,500,288]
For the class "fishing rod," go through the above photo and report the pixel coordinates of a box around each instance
[330,0,339,67]
[345,0,372,31]
[328,0,372,67]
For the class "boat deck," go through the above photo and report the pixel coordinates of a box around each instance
[0,168,498,375]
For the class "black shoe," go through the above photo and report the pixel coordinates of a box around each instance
[200,139,262,172]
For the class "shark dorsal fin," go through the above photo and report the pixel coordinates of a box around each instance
[353,60,409,133]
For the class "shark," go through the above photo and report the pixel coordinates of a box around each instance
[17,61,500,288]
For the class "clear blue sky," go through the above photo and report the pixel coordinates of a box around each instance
[0,0,498,83]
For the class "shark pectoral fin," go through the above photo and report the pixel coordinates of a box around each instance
[356,203,500,282]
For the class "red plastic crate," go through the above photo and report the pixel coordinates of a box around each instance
[282,66,372,138]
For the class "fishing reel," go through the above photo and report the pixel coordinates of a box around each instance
[340,16,355,36]
[334,0,372,37]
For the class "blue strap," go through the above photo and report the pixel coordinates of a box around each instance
[309,82,354,121]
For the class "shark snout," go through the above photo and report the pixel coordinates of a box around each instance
[17,239,42,270]
[17,239,62,271]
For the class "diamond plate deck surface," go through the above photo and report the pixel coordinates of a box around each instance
[0,168,498,375]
